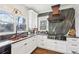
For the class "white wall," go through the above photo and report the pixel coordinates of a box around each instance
[74,5,79,37]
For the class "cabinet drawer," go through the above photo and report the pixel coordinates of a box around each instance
[12,44,29,54]
[12,39,30,48]
[66,46,79,54]
[67,38,78,43]
[42,36,47,39]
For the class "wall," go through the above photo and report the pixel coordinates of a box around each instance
[74,5,79,37]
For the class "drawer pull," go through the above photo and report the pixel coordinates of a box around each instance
[41,40,44,41]
[72,51,77,54]
[54,42,57,44]
[33,40,34,41]
[24,43,27,45]
[41,43,44,46]
[72,39,77,41]
[72,44,77,46]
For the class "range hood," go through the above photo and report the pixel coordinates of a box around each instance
[52,4,60,15]
[48,4,65,23]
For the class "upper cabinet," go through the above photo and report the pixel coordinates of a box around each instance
[0,11,15,35]
[38,16,48,31]
[16,16,26,33]
[28,10,38,30]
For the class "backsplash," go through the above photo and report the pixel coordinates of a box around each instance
[0,34,15,41]
[0,32,28,41]
[48,8,75,40]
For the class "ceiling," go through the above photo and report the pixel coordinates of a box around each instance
[25,4,54,13]
[25,4,72,14]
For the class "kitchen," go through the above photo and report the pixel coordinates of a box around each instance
[0,4,79,54]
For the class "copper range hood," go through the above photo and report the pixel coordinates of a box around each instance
[48,4,65,23]
[51,4,60,15]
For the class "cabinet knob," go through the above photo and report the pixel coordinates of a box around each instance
[41,43,44,46]
[33,40,34,41]
[24,43,27,45]
[72,39,77,41]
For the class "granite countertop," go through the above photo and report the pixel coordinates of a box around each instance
[0,34,37,47]
[1,33,79,47]
[11,34,37,43]
[66,36,79,38]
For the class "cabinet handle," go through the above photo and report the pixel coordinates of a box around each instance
[54,42,57,44]
[24,43,27,45]
[41,40,44,41]
[72,39,77,41]
[41,43,44,46]
[72,51,77,54]
[72,44,77,46]
[33,40,34,41]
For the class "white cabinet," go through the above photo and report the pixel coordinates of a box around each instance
[37,35,66,53]
[66,38,79,54]
[27,36,37,53]
[11,39,30,54]
[38,35,56,50]
[11,36,37,54]
[28,10,38,30]
[55,41,67,53]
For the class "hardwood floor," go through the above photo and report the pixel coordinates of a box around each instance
[32,47,62,54]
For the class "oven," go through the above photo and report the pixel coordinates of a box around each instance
[0,44,11,54]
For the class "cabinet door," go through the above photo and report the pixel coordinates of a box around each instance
[11,39,30,54]
[43,39,56,51]
[28,10,38,29]
[29,36,37,53]
[55,41,66,53]
[66,38,79,54]
[38,35,56,51]
[23,37,37,54]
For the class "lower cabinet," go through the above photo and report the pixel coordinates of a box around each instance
[11,35,79,54]
[12,35,79,54]
[11,36,37,54]
[66,38,79,54]
[55,41,67,53]
[38,35,66,53]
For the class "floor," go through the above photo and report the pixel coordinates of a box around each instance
[32,47,62,54]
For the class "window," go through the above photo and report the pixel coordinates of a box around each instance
[0,11,14,32]
[16,16,26,31]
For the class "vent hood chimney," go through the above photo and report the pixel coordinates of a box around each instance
[48,4,65,23]
[51,4,60,15]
